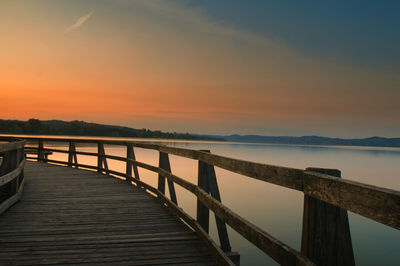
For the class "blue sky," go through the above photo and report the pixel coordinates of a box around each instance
[185,1,400,71]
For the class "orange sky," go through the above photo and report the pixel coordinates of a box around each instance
[1,1,399,137]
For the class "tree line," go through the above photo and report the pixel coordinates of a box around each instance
[0,119,223,141]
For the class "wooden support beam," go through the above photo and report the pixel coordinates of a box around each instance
[206,162,232,253]
[158,152,177,204]
[68,141,78,168]
[197,157,210,233]
[301,168,355,266]
[197,150,232,253]
[37,140,44,162]
[97,142,109,175]
[126,144,140,182]
[126,144,133,180]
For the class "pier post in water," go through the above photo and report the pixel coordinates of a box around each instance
[301,168,355,266]
[197,150,239,265]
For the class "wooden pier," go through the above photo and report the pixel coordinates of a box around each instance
[0,162,219,265]
[1,136,399,265]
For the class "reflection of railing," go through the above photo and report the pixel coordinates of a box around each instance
[1,136,399,266]
[0,139,25,215]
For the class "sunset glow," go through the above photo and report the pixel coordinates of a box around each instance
[1,1,399,137]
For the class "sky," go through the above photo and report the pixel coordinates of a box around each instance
[1,0,399,137]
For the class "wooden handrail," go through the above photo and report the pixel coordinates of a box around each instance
[40,155,314,265]
[4,135,400,265]
[0,139,26,215]
[0,160,25,187]
[0,140,25,153]
[14,135,399,230]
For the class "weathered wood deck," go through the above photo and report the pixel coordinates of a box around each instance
[0,162,218,265]
[2,137,399,266]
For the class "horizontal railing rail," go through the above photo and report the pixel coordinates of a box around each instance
[0,139,26,215]
[1,135,399,266]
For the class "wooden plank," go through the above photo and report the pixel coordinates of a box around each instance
[0,162,219,265]
[0,245,213,259]
[0,231,197,244]
[99,168,235,266]
[0,239,207,252]
[1,253,217,265]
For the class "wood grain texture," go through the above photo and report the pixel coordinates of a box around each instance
[0,159,24,186]
[0,140,25,153]
[0,178,25,215]
[302,170,400,230]
[11,136,400,231]
[7,136,400,265]
[301,168,355,266]
[109,160,312,265]
[0,141,25,215]
[0,162,218,265]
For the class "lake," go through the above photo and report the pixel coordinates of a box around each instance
[41,137,400,265]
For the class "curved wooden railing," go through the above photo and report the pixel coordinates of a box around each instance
[1,135,399,266]
[0,139,25,215]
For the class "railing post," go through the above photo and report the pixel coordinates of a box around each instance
[126,144,140,182]
[197,150,237,263]
[206,162,232,253]
[126,144,132,181]
[38,140,44,162]
[97,143,102,173]
[68,141,78,168]
[301,168,355,266]
[97,142,109,175]
[16,146,24,192]
[197,155,210,233]
[158,152,177,204]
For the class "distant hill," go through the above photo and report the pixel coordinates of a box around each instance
[2,118,398,147]
[218,134,400,148]
[0,118,223,141]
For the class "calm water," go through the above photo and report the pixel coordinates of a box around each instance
[42,138,400,266]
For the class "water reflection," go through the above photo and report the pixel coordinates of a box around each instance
[42,139,399,266]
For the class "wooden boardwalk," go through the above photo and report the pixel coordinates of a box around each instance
[0,162,218,265]
[2,137,399,266]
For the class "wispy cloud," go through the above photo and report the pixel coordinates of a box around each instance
[64,11,93,33]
